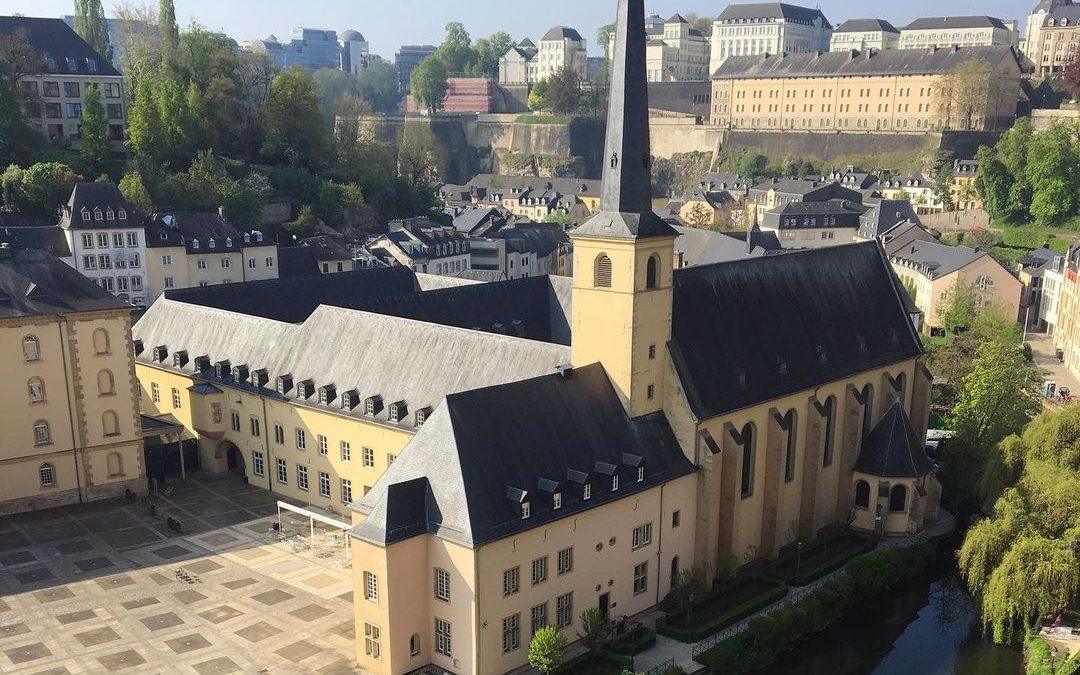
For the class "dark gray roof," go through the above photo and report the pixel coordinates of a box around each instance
[669,242,922,420]
[0,225,71,257]
[880,222,939,254]
[858,200,921,239]
[834,19,900,34]
[490,223,568,259]
[902,16,1009,31]
[574,0,677,241]
[854,400,934,478]
[351,364,696,548]
[277,246,321,279]
[452,207,504,236]
[667,13,689,24]
[467,174,602,197]
[0,16,121,76]
[1044,6,1080,24]
[713,45,1020,79]
[0,248,129,318]
[673,226,781,266]
[887,238,985,278]
[59,183,140,231]
[300,235,352,262]
[540,26,584,42]
[146,212,264,251]
[717,3,831,27]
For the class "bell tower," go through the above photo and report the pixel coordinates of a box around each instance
[570,0,677,418]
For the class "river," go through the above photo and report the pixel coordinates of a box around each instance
[760,541,1023,675]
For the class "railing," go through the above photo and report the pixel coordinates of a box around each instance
[642,657,675,675]
[689,581,824,659]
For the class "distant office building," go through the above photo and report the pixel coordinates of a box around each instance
[397,44,438,92]
[830,19,901,51]
[0,16,127,151]
[247,27,367,72]
[339,29,371,73]
[899,16,1017,49]
[709,2,832,73]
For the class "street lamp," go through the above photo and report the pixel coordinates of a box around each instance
[796,541,804,582]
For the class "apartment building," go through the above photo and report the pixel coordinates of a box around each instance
[0,247,145,514]
[761,198,868,248]
[949,160,983,211]
[467,223,571,279]
[0,17,126,150]
[880,174,947,214]
[59,183,149,307]
[456,175,603,215]
[899,16,1017,50]
[710,46,1022,133]
[608,13,711,82]
[829,19,900,52]
[499,27,587,84]
[709,2,832,73]
[144,210,278,301]
[1022,0,1080,75]
[887,233,1022,334]
[369,218,472,276]
[745,179,863,227]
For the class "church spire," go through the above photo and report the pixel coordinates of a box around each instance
[574,0,677,239]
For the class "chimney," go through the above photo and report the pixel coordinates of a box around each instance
[556,364,574,380]
[218,206,226,219]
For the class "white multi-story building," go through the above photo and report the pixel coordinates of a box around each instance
[59,183,149,307]
[610,14,711,81]
[499,27,587,84]
[899,16,1017,49]
[710,2,832,73]
[1021,0,1080,75]
[829,19,901,51]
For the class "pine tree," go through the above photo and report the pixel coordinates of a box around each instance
[80,83,110,171]
[158,0,180,73]
[74,0,113,62]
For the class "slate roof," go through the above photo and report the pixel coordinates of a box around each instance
[541,26,584,42]
[299,235,352,262]
[0,248,130,318]
[133,299,570,432]
[0,17,121,77]
[854,400,934,477]
[858,200,921,239]
[834,19,900,34]
[673,226,781,266]
[350,364,696,548]
[717,2,831,27]
[146,212,265,252]
[452,207,505,236]
[489,223,568,259]
[902,16,1009,31]
[59,183,140,231]
[669,242,922,420]
[277,246,321,279]
[887,238,985,278]
[0,225,72,257]
[880,222,939,254]
[713,45,1020,79]
[1044,5,1080,24]
[468,175,602,199]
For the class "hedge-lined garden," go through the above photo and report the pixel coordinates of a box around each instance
[695,545,934,673]
[657,577,789,643]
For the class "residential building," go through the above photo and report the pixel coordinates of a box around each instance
[710,46,1023,132]
[396,45,438,92]
[829,19,901,52]
[879,174,947,214]
[369,218,472,276]
[59,183,149,307]
[898,16,1017,50]
[298,235,355,274]
[0,247,145,513]
[1022,0,1080,75]
[451,207,507,237]
[745,179,863,227]
[144,210,278,301]
[855,200,922,241]
[246,28,342,71]
[709,2,832,73]
[468,223,571,279]
[887,234,1022,334]
[131,4,943,672]
[1018,246,1065,332]
[949,160,983,211]
[1040,251,1067,335]
[0,17,126,150]
[499,27,587,85]
[677,189,739,227]
[609,13,711,82]
[761,198,869,248]
[459,175,603,215]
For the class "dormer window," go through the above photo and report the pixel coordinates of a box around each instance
[583,483,592,500]
[159,232,168,241]
[225,237,233,247]
[86,58,97,73]
[276,374,293,395]
[106,208,115,221]
[341,389,361,410]
[365,396,383,417]
[612,474,620,492]
[256,232,264,242]
[252,369,269,388]
[194,355,211,373]
[521,501,531,519]
[118,209,126,220]
[192,239,199,249]
[388,401,407,423]
[318,384,336,405]
[553,493,562,510]
[637,466,645,483]
[81,208,91,222]
[243,234,250,243]
[132,339,144,356]
[152,345,168,363]
[214,360,232,381]
[415,407,431,427]
[232,365,249,383]
[171,350,187,367]
[296,379,314,400]
[94,208,103,221]
[209,239,216,249]
[66,57,77,71]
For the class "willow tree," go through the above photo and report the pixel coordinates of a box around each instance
[982,535,1080,642]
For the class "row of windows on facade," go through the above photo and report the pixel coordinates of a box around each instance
[27,368,118,404]
[157,232,265,248]
[21,329,111,362]
[779,230,837,241]
[515,465,646,521]
[31,410,123,445]
[249,450,358,502]
[26,80,121,98]
[40,101,123,120]
[82,253,142,272]
[161,254,272,268]
[854,479,910,512]
[80,207,129,223]
[44,122,125,142]
[34,454,126,488]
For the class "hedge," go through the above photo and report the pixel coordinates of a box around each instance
[552,650,633,674]
[656,578,788,643]
[696,545,934,673]
[772,537,876,587]
[605,626,657,656]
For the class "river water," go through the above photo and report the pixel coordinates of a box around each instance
[760,543,1023,675]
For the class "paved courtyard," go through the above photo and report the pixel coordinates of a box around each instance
[0,472,363,674]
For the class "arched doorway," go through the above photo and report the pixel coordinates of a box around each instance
[224,443,245,475]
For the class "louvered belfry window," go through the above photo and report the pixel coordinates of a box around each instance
[595,254,613,288]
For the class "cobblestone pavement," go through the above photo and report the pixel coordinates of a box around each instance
[0,472,363,674]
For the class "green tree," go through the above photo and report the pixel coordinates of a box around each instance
[0,29,45,168]
[938,280,978,334]
[285,204,319,239]
[313,68,358,125]
[15,163,82,215]
[158,0,180,73]
[597,23,616,79]
[356,60,401,113]
[262,68,326,169]
[547,67,582,114]
[527,625,567,674]
[735,153,768,178]
[974,145,1011,221]
[1026,123,1080,226]
[473,31,514,79]
[127,78,165,166]
[410,55,449,114]
[118,171,153,213]
[155,76,195,168]
[671,565,709,626]
[933,160,955,211]
[79,83,111,172]
[435,22,476,73]
[936,60,993,130]
[398,121,446,185]
[528,80,550,112]
[73,0,112,61]
[577,607,607,654]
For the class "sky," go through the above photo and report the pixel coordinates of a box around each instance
[6,0,1027,60]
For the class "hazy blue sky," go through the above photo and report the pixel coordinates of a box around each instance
[7,0,1026,59]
